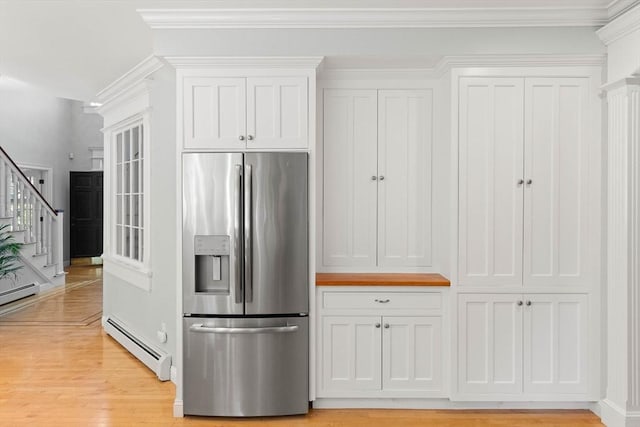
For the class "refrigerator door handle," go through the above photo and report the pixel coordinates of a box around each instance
[244,164,253,303]
[234,164,243,304]
[189,324,299,334]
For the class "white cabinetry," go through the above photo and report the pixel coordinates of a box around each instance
[322,89,433,269]
[458,77,593,287]
[183,76,308,150]
[317,288,444,398]
[458,293,588,398]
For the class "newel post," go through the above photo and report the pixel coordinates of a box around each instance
[55,209,65,276]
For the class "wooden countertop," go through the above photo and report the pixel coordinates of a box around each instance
[316,273,450,287]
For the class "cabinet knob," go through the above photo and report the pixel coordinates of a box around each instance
[371,176,378,181]
[239,135,245,141]
[247,135,254,141]
[526,179,533,185]
[375,298,390,304]
[384,323,390,329]
[379,175,385,181]
[517,179,525,185]
[517,300,523,306]
[375,323,381,328]
[526,300,532,306]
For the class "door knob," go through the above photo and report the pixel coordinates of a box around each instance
[526,300,532,306]
[239,135,245,141]
[517,300,523,306]
[371,176,378,181]
[247,135,254,141]
[375,323,381,328]
[517,179,525,185]
[384,324,390,329]
[526,179,533,185]
[379,176,385,181]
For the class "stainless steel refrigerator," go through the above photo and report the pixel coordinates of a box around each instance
[182,152,308,417]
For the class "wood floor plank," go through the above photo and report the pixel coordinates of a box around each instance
[0,266,604,426]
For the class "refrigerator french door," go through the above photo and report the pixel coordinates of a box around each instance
[182,152,309,417]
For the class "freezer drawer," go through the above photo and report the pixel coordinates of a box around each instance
[183,316,309,417]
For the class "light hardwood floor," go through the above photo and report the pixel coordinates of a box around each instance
[0,266,604,426]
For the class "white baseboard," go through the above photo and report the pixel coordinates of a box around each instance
[38,281,63,294]
[601,399,640,427]
[313,398,594,410]
[173,399,184,417]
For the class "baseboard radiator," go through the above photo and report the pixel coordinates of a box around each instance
[0,283,38,306]
[103,316,171,381]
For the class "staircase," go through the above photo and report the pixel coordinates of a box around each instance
[0,146,65,306]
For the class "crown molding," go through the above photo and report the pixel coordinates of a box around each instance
[96,55,165,105]
[607,0,639,19]
[164,56,324,69]
[601,75,640,92]
[597,1,640,44]
[138,7,608,30]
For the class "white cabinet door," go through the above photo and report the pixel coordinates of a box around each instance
[322,90,378,267]
[458,293,523,395]
[183,77,246,150]
[523,294,588,394]
[523,78,591,287]
[458,78,525,286]
[321,316,382,393]
[246,77,308,149]
[382,316,442,391]
[378,90,433,268]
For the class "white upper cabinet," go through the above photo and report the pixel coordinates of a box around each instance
[378,90,433,268]
[183,77,246,150]
[322,90,378,267]
[458,76,593,288]
[247,77,308,150]
[322,88,433,269]
[523,78,590,287]
[183,76,308,150]
[458,78,524,286]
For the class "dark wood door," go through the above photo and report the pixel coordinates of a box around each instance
[70,171,103,258]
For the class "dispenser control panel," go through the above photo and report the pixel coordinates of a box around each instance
[194,235,230,256]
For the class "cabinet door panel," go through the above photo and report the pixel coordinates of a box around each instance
[320,316,381,393]
[458,78,524,286]
[383,316,442,391]
[378,90,433,267]
[524,78,590,286]
[322,90,377,267]
[247,77,308,149]
[183,77,246,149]
[524,294,588,394]
[458,294,522,395]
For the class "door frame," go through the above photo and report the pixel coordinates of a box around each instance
[17,163,53,202]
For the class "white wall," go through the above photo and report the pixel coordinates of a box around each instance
[0,83,103,263]
[153,27,605,57]
[102,65,178,361]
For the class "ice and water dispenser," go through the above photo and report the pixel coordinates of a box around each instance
[194,235,231,293]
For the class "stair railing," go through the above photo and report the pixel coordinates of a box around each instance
[0,146,64,278]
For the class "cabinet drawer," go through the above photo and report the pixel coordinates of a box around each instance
[322,292,441,311]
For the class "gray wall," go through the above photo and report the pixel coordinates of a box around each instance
[0,84,103,263]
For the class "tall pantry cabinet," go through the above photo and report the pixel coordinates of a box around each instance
[456,74,601,400]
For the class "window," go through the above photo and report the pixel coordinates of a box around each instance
[114,122,144,264]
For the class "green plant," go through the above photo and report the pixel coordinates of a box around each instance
[0,223,22,281]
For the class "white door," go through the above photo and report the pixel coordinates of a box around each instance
[523,294,588,394]
[322,89,378,268]
[382,316,442,392]
[183,77,246,150]
[458,78,525,286]
[320,316,382,394]
[247,77,308,149]
[377,90,433,268]
[523,78,591,287]
[458,293,523,395]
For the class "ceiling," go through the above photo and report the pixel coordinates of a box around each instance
[0,0,617,101]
